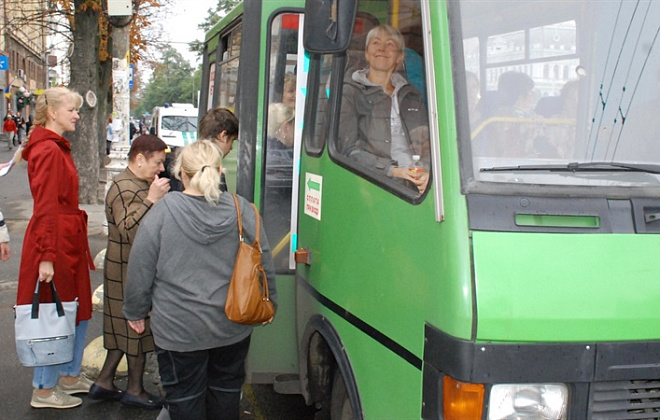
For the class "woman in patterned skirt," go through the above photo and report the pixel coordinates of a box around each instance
[90,134,170,408]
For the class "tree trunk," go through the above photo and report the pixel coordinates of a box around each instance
[69,0,101,204]
[98,44,113,165]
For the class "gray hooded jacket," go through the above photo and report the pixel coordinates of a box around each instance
[339,70,428,176]
[123,192,277,352]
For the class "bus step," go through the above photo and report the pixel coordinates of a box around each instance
[273,373,301,395]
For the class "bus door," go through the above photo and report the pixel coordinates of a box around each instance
[249,7,306,384]
[199,4,305,384]
[295,0,442,417]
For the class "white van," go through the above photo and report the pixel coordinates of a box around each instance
[151,103,198,148]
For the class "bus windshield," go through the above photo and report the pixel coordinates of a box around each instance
[162,115,197,132]
[458,0,660,189]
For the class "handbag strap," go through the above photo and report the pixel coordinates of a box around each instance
[232,194,244,240]
[250,202,261,249]
[232,194,261,249]
[31,281,65,319]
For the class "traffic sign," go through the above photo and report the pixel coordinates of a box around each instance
[0,56,8,71]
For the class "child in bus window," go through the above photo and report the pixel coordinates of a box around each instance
[338,24,430,194]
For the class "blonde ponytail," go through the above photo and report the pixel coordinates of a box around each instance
[174,140,223,205]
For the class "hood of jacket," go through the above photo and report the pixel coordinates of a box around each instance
[160,192,238,245]
[22,125,71,161]
[351,69,409,95]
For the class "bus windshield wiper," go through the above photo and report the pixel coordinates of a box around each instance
[481,162,660,174]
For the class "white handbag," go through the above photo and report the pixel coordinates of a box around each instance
[14,280,78,367]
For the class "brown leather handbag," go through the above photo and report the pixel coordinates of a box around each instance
[225,194,275,324]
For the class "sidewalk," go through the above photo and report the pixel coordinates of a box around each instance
[81,202,108,238]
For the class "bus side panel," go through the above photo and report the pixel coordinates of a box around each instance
[473,232,660,342]
[296,285,424,418]
[295,138,471,417]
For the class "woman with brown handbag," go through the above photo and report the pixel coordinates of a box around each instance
[123,140,277,420]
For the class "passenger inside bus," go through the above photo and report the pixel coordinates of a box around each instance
[473,71,540,157]
[264,103,295,268]
[542,79,580,159]
[338,24,430,194]
[267,103,295,149]
[281,73,297,111]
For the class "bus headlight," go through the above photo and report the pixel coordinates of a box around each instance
[488,383,568,420]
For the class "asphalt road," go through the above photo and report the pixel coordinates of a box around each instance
[0,145,317,419]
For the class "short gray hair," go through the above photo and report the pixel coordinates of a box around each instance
[365,24,405,52]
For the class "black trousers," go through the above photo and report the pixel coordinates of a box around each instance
[156,335,251,420]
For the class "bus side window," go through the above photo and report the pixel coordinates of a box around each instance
[215,25,241,111]
[332,12,431,200]
[263,12,302,272]
[304,54,335,155]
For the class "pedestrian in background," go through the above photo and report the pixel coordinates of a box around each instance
[124,140,277,420]
[0,160,13,260]
[25,114,33,137]
[14,86,96,409]
[3,113,16,150]
[90,134,170,409]
[0,204,10,261]
[106,116,114,155]
[15,111,25,145]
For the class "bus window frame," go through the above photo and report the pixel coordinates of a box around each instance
[215,22,243,111]
[325,73,432,204]
[303,52,337,157]
[319,11,434,204]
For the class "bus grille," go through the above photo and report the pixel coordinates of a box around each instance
[590,380,660,420]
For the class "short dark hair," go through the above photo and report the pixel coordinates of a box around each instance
[198,107,239,140]
[128,134,168,162]
[497,71,535,106]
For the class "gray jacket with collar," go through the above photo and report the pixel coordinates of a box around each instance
[123,192,276,352]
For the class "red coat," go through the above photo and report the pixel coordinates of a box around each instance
[3,117,16,133]
[16,126,95,323]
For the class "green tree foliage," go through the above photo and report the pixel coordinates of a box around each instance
[198,0,240,33]
[134,46,197,116]
[190,0,240,55]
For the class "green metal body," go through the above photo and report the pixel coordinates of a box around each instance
[200,0,660,418]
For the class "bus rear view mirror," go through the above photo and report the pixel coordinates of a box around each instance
[303,0,357,53]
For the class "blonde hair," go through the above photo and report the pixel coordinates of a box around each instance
[14,86,83,163]
[283,72,296,89]
[173,140,223,205]
[267,102,294,139]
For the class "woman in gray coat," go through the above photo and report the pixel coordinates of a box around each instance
[124,140,276,420]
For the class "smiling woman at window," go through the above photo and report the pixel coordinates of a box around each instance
[338,24,430,194]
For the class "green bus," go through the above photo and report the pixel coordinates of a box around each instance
[199,1,660,419]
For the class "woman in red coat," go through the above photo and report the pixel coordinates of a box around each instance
[15,86,95,409]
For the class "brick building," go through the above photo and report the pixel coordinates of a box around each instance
[0,0,48,116]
